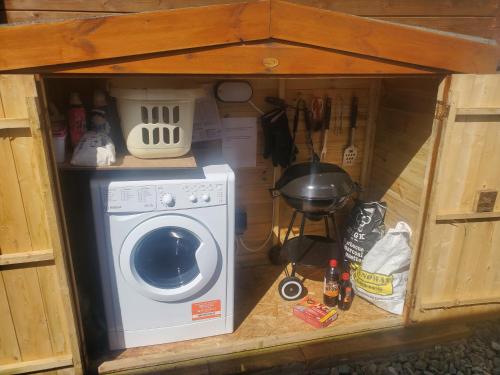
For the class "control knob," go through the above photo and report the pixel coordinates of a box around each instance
[189,194,197,203]
[161,193,175,207]
[201,193,210,202]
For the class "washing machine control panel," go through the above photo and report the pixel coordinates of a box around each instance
[106,181,226,212]
[157,182,225,210]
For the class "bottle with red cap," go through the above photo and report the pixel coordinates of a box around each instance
[323,259,340,307]
[339,272,354,311]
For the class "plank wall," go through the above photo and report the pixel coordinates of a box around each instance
[235,78,375,265]
[412,74,500,321]
[1,0,498,65]
[366,78,440,244]
[0,75,81,373]
[47,77,375,266]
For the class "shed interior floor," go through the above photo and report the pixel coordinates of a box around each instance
[96,264,401,373]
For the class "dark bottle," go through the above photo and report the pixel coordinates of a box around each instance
[339,272,354,311]
[323,259,340,307]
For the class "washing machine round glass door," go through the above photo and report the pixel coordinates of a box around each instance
[119,214,220,302]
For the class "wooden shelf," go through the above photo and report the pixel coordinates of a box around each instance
[436,211,500,222]
[455,107,500,116]
[58,151,197,171]
[95,265,402,374]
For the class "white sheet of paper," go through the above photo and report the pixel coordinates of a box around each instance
[222,117,257,168]
[192,85,222,142]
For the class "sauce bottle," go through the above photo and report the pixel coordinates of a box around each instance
[339,272,354,311]
[323,259,340,307]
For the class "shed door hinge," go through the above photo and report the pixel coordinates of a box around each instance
[435,100,450,121]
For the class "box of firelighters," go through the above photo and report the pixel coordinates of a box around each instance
[293,296,338,328]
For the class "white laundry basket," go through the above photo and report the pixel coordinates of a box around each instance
[111,87,203,158]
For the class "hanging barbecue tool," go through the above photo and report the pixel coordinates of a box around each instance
[337,96,344,135]
[261,99,297,168]
[342,96,359,166]
[320,96,332,161]
[300,99,320,162]
[311,97,325,131]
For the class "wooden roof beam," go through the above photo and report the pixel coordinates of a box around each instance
[48,43,437,75]
[269,0,498,73]
[0,0,271,71]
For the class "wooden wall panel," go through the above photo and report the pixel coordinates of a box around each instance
[231,78,373,264]
[2,267,54,361]
[0,274,21,365]
[412,74,500,322]
[50,77,373,266]
[367,78,440,241]
[0,75,80,374]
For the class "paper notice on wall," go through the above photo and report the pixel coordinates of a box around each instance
[192,85,222,142]
[222,117,257,168]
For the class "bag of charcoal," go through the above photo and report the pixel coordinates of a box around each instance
[343,201,387,265]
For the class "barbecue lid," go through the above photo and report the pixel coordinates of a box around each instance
[276,162,356,200]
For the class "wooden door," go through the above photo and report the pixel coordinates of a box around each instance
[0,75,82,374]
[410,74,500,322]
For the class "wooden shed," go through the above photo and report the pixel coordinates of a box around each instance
[0,1,499,374]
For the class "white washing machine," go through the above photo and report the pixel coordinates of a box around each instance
[90,164,235,350]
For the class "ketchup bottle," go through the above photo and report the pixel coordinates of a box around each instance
[339,272,354,311]
[323,259,340,307]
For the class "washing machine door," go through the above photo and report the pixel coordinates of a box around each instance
[119,214,220,302]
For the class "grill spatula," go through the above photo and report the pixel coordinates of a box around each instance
[343,96,358,166]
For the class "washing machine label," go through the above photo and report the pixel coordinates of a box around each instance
[106,185,156,212]
[192,300,221,321]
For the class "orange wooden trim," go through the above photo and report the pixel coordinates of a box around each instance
[50,43,436,75]
[0,1,271,71]
[270,0,498,73]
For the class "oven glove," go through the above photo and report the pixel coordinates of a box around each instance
[261,109,297,168]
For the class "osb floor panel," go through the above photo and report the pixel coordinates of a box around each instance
[98,265,402,373]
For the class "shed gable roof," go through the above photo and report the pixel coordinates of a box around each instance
[0,0,497,74]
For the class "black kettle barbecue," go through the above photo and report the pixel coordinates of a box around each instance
[270,161,358,301]
[267,96,359,301]
[272,161,356,217]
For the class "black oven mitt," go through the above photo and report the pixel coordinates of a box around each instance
[261,109,297,168]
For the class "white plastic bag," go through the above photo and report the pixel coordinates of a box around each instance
[71,131,116,167]
[351,222,412,315]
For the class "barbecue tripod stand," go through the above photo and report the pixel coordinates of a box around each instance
[269,209,343,301]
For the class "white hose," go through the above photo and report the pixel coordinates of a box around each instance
[237,167,280,253]
[248,100,265,115]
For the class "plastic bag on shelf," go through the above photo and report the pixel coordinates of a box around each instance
[351,221,412,315]
[70,131,116,167]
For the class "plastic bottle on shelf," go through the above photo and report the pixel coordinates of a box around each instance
[67,92,87,147]
[323,259,340,307]
[339,272,354,311]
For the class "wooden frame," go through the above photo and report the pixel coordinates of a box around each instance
[0,1,270,71]
[0,1,498,373]
[270,1,498,73]
[0,0,497,74]
[48,43,438,76]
